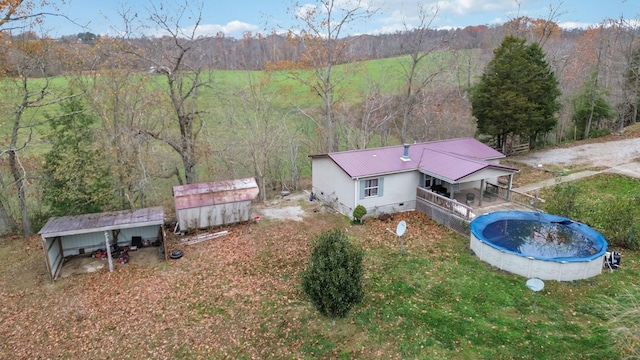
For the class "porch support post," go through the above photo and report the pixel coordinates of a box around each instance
[507,174,514,201]
[479,179,485,207]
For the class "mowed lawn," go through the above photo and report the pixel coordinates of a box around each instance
[1,200,637,359]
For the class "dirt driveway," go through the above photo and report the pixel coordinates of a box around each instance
[515,137,640,168]
[513,137,640,179]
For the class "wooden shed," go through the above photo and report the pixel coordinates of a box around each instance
[38,206,165,281]
[173,177,259,231]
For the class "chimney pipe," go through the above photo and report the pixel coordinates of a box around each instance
[401,144,411,161]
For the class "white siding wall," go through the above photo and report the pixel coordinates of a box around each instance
[358,172,420,217]
[458,168,508,185]
[311,157,356,216]
[458,182,477,191]
[119,226,161,244]
[58,225,163,256]
[61,232,106,255]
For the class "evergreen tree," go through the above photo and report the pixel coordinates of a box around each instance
[470,36,561,150]
[301,228,364,326]
[624,47,640,125]
[41,97,114,216]
[571,75,614,140]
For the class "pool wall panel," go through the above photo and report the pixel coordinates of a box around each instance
[470,211,607,281]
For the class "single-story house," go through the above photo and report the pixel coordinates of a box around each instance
[310,138,519,218]
[39,206,165,281]
[173,177,259,231]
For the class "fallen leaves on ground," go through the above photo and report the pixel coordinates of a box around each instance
[0,210,452,359]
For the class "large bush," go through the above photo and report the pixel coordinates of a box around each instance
[301,228,364,325]
[543,182,580,218]
[545,184,640,250]
[595,197,640,250]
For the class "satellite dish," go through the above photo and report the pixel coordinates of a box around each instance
[526,278,545,309]
[396,221,406,237]
[526,278,544,292]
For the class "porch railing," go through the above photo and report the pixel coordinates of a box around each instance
[416,187,475,220]
[486,182,545,209]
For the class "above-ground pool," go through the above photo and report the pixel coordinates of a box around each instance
[470,211,608,281]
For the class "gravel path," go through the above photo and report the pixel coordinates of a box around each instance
[515,137,640,168]
[512,137,640,192]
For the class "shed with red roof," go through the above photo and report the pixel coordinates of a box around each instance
[173,177,259,230]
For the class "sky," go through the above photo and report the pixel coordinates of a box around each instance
[34,0,640,39]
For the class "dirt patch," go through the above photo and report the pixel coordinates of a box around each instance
[259,206,306,221]
[252,191,330,222]
[58,246,163,278]
[513,137,640,169]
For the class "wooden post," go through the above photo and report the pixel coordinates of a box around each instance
[104,231,114,272]
[161,226,169,262]
[507,174,514,201]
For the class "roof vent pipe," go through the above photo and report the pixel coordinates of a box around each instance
[401,144,411,161]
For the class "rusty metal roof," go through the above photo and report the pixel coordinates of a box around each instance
[312,138,517,181]
[173,177,259,210]
[39,206,165,238]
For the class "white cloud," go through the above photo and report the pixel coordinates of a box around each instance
[370,0,548,35]
[295,3,319,19]
[147,21,259,38]
[557,21,592,30]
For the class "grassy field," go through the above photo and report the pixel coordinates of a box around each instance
[0,50,468,143]
[0,177,638,358]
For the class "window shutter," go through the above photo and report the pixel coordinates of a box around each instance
[359,180,365,199]
[419,173,425,187]
[378,178,384,196]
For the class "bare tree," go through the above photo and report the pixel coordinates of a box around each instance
[338,77,395,149]
[287,0,376,152]
[123,1,212,185]
[219,75,286,201]
[0,35,74,236]
[396,4,449,144]
[73,36,160,209]
[0,0,69,31]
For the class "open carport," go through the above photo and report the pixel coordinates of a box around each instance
[38,206,166,281]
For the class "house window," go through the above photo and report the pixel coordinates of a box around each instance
[364,179,379,197]
[359,178,384,199]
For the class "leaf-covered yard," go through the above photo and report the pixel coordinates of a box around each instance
[0,204,636,359]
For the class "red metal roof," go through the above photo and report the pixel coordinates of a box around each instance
[173,177,259,210]
[318,138,517,181]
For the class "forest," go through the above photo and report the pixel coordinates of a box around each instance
[1,0,640,237]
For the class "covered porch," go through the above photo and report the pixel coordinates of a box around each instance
[417,181,542,221]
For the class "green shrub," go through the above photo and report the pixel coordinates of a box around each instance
[543,182,580,218]
[301,228,364,326]
[352,205,367,224]
[594,197,640,250]
[589,128,611,138]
